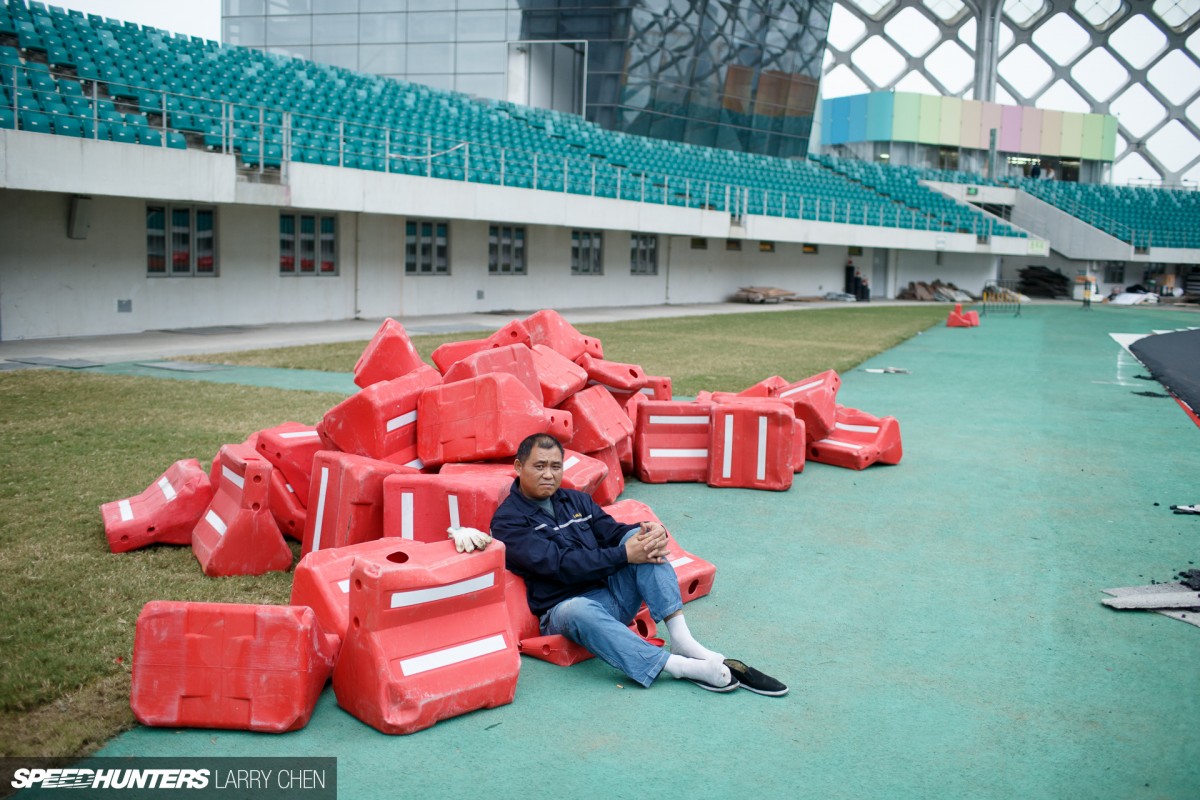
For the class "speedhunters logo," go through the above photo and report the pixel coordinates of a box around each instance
[2,758,335,798]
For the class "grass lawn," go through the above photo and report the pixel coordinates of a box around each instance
[0,306,946,758]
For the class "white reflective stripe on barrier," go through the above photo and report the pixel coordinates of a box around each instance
[406,458,424,470]
[337,579,350,593]
[649,415,708,425]
[649,448,708,458]
[756,416,768,481]
[817,439,866,451]
[722,415,734,478]
[390,572,495,609]
[779,379,822,399]
[564,456,580,471]
[311,466,330,551]
[118,499,134,521]
[401,492,414,540]
[386,410,418,434]
[586,379,624,392]
[836,422,880,434]
[157,476,177,501]
[278,430,320,439]
[286,483,295,493]
[399,633,507,677]
[222,465,244,490]
[639,387,655,395]
[670,555,694,568]
[447,494,460,530]
[205,509,227,536]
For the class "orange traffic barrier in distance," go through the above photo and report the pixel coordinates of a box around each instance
[192,443,293,577]
[101,458,214,553]
[416,373,573,468]
[946,303,979,327]
[322,365,442,465]
[131,601,338,733]
[707,400,796,491]
[332,539,520,735]
[605,499,716,603]
[354,318,428,389]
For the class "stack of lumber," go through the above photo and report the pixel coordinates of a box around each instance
[732,286,796,303]
[896,281,976,302]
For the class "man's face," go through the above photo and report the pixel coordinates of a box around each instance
[516,445,563,500]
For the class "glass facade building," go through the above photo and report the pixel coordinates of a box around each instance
[222,1,833,158]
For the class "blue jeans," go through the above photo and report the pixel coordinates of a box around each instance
[540,535,682,688]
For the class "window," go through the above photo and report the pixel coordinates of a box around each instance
[630,234,658,275]
[758,241,776,253]
[280,213,337,274]
[571,230,603,275]
[147,205,217,276]
[1104,261,1125,283]
[725,239,742,252]
[406,220,450,274]
[690,237,708,250]
[803,243,820,254]
[488,225,526,275]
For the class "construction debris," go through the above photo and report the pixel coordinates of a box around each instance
[732,286,796,304]
[895,280,976,303]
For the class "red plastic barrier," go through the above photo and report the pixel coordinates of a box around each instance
[301,451,418,555]
[634,400,713,484]
[561,449,608,496]
[589,444,625,504]
[291,538,404,640]
[322,365,442,466]
[442,343,541,400]
[131,601,338,733]
[772,369,841,443]
[430,320,531,373]
[523,309,601,362]
[738,375,789,398]
[640,375,673,401]
[438,462,514,479]
[192,444,293,577]
[604,499,716,603]
[579,354,647,393]
[557,385,634,454]
[268,469,306,541]
[708,395,807,474]
[382,472,513,543]
[529,344,588,407]
[504,571,659,666]
[946,303,979,328]
[332,539,520,735]
[101,459,214,553]
[808,406,903,470]
[707,400,796,491]
[354,318,427,389]
[256,422,324,508]
[617,433,634,476]
[416,373,573,468]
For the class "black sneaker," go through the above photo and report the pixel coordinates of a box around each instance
[724,659,788,696]
[686,673,740,693]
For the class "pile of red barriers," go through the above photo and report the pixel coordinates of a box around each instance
[104,308,902,735]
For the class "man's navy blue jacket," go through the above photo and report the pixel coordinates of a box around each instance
[490,479,638,617]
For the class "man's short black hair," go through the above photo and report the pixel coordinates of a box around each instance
[516,433,564,462]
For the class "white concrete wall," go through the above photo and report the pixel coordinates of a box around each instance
[893,250,1000,296]
[663,239,853,303]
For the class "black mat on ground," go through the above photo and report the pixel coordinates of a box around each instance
[135,361,228,372]
[7,356,102,369]
[1130,328,1200,417]
[0,361,41,371]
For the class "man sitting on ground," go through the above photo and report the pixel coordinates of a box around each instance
[490,432,785,695]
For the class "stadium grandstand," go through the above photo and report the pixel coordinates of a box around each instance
[0,0,1198,341]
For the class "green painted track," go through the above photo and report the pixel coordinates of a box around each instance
[97,305,1200,799]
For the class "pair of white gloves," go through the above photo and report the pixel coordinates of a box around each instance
[447,526,493,553]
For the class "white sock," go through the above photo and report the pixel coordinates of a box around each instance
[662,654,731,686]
[665,614,724,662]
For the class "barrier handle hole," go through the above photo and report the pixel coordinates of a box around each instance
[146,526,156,533]
[352,616,360,629]
[354,579,363,591]
[629,368,639,378]
[687,579,700,596]
[387,551,410,564]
